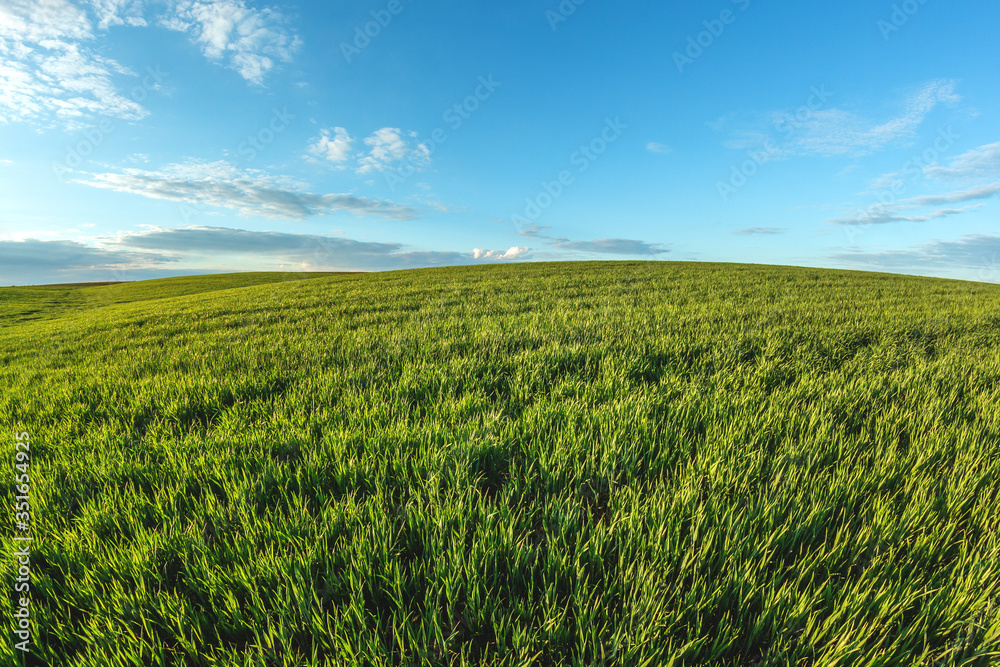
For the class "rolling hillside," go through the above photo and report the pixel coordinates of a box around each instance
[2,263,999,666]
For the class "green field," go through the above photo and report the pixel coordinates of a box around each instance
[2,262,1000,666]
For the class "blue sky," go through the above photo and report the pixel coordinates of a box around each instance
[2,0,999,285]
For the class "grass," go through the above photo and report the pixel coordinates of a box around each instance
[2,261,1000,666]
[0,273,349,326]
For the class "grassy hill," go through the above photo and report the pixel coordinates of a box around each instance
[0,273,350,326]
[2,262,999,666]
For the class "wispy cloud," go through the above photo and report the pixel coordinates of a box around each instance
[509,219,667,258]
[901,183,1000,207]
[554,238,668,256]
[646,142,672,155]
[798,80,959,156]
[516,223,552,238]
[829,205,982,226]
[836,164,863,177]
[925,142,1000,180]
[719,80,961,159]
[74,160,419,221]
[734,227,786,236]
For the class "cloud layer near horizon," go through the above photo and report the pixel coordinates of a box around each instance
[831,233,1000,282]
[0,226,536,284]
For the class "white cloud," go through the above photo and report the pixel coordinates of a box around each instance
[89,0,146,29]
[472,247,530,261]
[307,127,354,164]
[306,126,432,174]
[0,0,301,127]
[0,0,301,130]
[74,160,419,221]
[163,0,301,85]
[357,127,430,174]
[0,0,148,128]
[646,142,672,155]
[0,0,92,43]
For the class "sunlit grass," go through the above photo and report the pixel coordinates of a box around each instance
[2,262,999,666]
